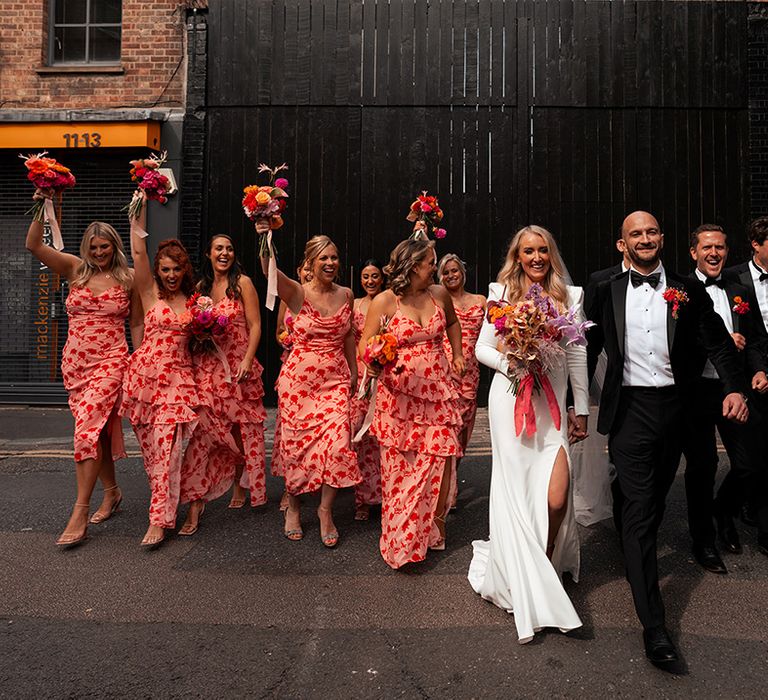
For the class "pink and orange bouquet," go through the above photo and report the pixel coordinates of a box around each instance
[363,322,399,372]
[125,151,173,219]
[406,191,447,240]
[242,163,289,256]
[487,284,593,437]
[186,292,230,351]
[20,151,76,220]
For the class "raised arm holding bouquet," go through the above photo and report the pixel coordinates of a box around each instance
[20,152,76,250]
[243,163,289,310]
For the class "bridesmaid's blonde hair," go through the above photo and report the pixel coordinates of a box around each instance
[384,239,436,296]
[497,225,568,305]
[73,222,132,289]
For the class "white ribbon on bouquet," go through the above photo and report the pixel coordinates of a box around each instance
[265,230,278,311]
[43,198,65,251]
[352,367,378,443]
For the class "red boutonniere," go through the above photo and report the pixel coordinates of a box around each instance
[662,286,689,320]
[732,296,750,315]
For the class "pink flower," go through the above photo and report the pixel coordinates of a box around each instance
[197,309,212,325]
[216,315,229,327]
[275,177,289,189]
[434,228,447,239]
[420,203,433,213]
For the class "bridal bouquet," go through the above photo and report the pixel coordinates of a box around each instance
[20,152,76,250]
[487,284,593,437]
[125,152,173,220]
[186,293,234,381]
[406,191,447,240]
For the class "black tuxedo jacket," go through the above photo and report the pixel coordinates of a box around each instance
[687,273,766,380]
[586,268,747,435]
[724,262,768,345]
[584,264,623,379]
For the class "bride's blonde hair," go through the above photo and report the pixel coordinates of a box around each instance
[496,225,568,305]
[72,222,132,289]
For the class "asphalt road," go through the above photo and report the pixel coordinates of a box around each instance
[1,406,767,699]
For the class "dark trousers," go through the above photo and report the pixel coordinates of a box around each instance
[608,387,683,630]
[681,378,761,545]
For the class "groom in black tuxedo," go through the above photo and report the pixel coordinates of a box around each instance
[587,211,748,670]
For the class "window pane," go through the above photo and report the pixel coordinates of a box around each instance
[54,0,87,25]
[89,26,121,62]
[54,26,86,63]
[90,0,122,24]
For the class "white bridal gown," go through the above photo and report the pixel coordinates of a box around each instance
[468,283,589,643]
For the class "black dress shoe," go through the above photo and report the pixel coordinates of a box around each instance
[692,544,728,574]
[741,503,758,527]
[643,625,679,667]
[716,512,742,554]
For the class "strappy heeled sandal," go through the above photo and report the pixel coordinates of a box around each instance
[89,485,123,524]
[56,503,90,548]
[178,502,205,536]
[283,507,304,541]
[429,514,446,551]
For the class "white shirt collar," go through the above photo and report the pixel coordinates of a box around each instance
[695,268,722,284]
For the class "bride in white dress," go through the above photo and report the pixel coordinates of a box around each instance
[468,225,590,644]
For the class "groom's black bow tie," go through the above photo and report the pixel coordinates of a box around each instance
[704,276,725,288]
[630,270,661,288]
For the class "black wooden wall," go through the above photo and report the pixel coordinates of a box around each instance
[201,0,750,399]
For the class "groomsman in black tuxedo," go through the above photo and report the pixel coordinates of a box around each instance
[683,225,768,574]
[587,211,748,670]
[724,215,768,556]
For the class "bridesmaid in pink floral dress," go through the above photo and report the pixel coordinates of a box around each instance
[359,239,465,568]
[123,204,210,548]
[192,235,267,513]
[351,259,385,521]
[272,259,313,511]
[257,224,360,547]
[25,192,139,547]
[438,254,486,507]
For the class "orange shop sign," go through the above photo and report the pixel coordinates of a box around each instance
[0,121,161,149]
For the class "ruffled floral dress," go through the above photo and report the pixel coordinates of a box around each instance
[121,302,209,528]
[351,307,382,508]
[275,299,360,495]
[372,297,462,568]
[61,285,130,463]
[443,302,484,506]
[191,295,268,506]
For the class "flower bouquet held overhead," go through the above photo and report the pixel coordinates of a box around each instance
[243,163,289,311]
[20,152,76,251]
[406,191,447,241]
[186,292,234,382]
[487,284,594,437]
[125,152,175,238]
[353,317,399,443]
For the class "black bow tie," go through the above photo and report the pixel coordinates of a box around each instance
[630,270,661,288]
[752,261,768,282]
[704,276,725,288]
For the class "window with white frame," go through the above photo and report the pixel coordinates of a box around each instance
[50,0,122,64]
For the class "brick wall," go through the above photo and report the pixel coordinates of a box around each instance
[751,2,768,220]
[0,1,187,110]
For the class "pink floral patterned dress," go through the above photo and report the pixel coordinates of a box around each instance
[61,285,130,463]
[275,299,360,495]
[191,295,268,506]
[121,302,210,528]
[372,297,462,569]
[443,302,485,507]
[351,306,382,508]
